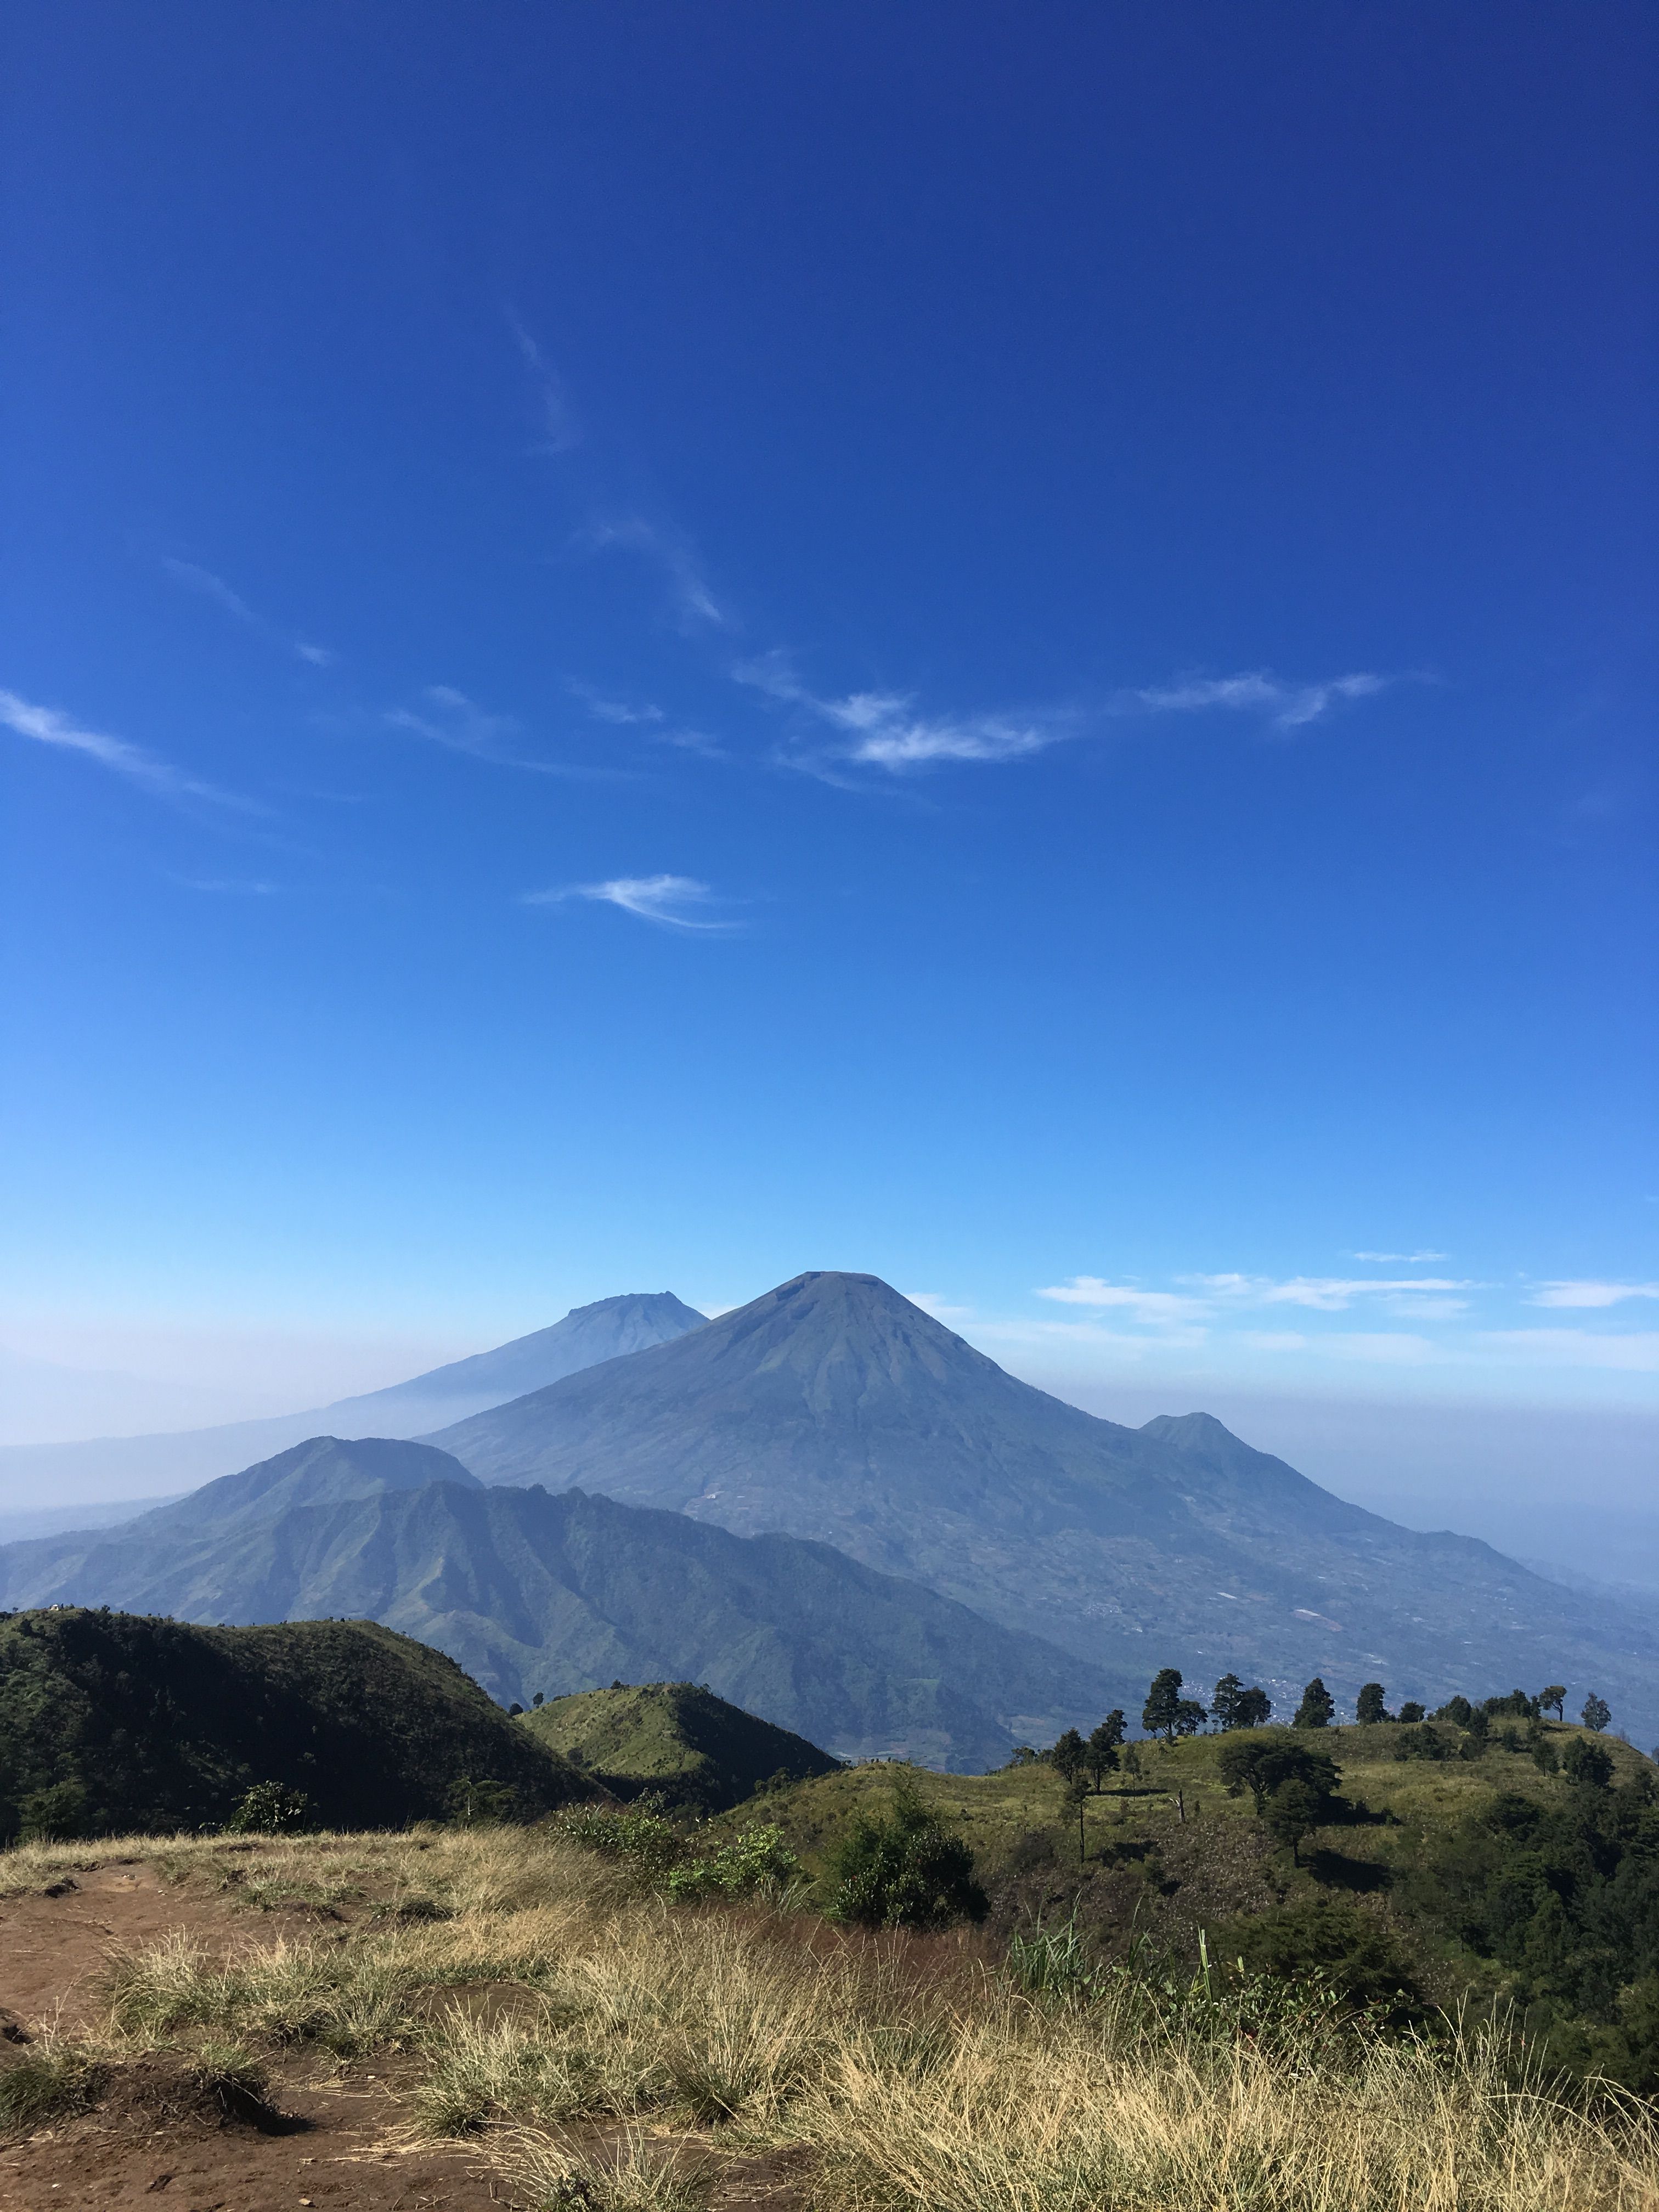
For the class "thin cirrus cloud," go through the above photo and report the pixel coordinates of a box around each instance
[0,687,248,809]
[1126,670,1390,730]
[385,687,625,780]
[1353,1249,1449,1263]
[579,518,727,633]
[160,557,335,668]
[523,874,739,932]
[505,309,581,454]
[734,651,1390,778]
[1037,1272,1477,1323]
[1527,1280,1659,1308]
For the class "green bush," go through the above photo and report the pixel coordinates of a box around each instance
[666,1821,802,1904]
[226,1781,313,1836]
[828,1784,988,1931]
[552,1803,686,1870]
[16,1780,87,1842]
[1216,1897,1421,2023]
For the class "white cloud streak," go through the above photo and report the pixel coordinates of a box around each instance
[1128,670,1389,729]
[161,557,335,667]
[0,688,247,809]
[1353,1249,1449,1263]
[523,874,738,931]
[385,687,622,779]
[582,518,726,631]
[506,309,581,454]
[1527,1280,1659,1309]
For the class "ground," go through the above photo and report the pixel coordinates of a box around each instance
[0,1838,816,2211]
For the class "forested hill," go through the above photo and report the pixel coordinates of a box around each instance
[0,1607,592,1840]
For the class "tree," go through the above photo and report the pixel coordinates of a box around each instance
[1216,1729,1340,1816]
[1211,1673,1245,1729]
[1172,1697,1207,1740]
[1539,1685,1567,1724]
[1581,1692,1612,1734]
[1293,1678,1336,1729]
[1233,1685,1273,1728]
[1049,1728,1087,1783]
[1085,1713,1124,1791]
[1142,1669,1186,1744]
[1561,1737,1613,1791]
[1265,1777,1324,1865]
[829,1784,988,1931]
[1356,1682,1389,1725]
[532,1691,545,1708]
[1396,1701,1425,1724]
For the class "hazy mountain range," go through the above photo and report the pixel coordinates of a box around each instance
[3,1271,1655,1762]
[0,1293,707,1517]
[0,1436,1124,1767]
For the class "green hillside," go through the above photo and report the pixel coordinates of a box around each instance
[518,1679,841,1809]
[0,1606,593,1840]
[726,1714,1659,2086]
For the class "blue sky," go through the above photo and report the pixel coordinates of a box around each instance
[2,4,1656,1520]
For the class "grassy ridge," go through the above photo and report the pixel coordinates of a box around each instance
[3,1821,1654,2209]
[0,1606,591,1839]
[516,1680,841,1810]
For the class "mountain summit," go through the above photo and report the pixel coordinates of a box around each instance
[427,1271,1659,1733]
[0,1291,708,1513]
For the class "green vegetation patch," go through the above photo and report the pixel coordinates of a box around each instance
[0,1606,593,1842]
[518,1680,839,1812]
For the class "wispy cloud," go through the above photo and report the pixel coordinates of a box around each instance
[581,518,727,631]
[385,687,622,779]
[1353,1249,1449,1263]
[506,309,580,454]
[1190,1272,1476,1313]
[523,874,739,931]
[1036,1278,1207,1325]
[734,653,1069,776]
[1527,1280,1659,1308]
[1476,1329,1659,1371]
[0,687,247,809]
[567,681,665,727]
[1126,670,1390,729]
[161,557,335,668]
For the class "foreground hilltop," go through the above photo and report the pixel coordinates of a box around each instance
[518,1679,842,1810]
[427,1270,1659,1736]
[0,1606,591,1839]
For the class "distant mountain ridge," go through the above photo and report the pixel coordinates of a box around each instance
[426,1271,1659,1737]
[0,1442,1127,1768]
[0,1293,707,1510]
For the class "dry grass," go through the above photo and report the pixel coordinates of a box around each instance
[3,1822,1655,2206]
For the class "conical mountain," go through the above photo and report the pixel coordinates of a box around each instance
[0,1291,707,1517]
[428,1271,1659,1737]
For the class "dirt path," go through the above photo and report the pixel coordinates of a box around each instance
[0,1858,817,2210]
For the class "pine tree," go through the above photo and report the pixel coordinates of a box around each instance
[1356,1682,1389,1725]
[1293,1677,1335,1729]
[1234,1685,1273,1728]
[1211,1673,1244,1729]
[1142,1668,1186,1744]
[1085,1711,1125,1790]
[1050,1727,1087,1781]
[1581,1692,1611,1734]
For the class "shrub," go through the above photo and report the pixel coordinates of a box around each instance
[552,1804,685,1870]
[1561,1738,1614,1791]
[828,1783,988,1931]
[666,1821,801,1904]
[16,1781,87,1842]
[1217,1897,1422,2023]
[226,1782,313,1836]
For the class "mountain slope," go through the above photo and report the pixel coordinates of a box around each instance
[519,1681,842,1810]
[427,1272,1659,1738]
[0,1476,1131,1770]
[0,1293,707,1508]
[0,1607,591,1839]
